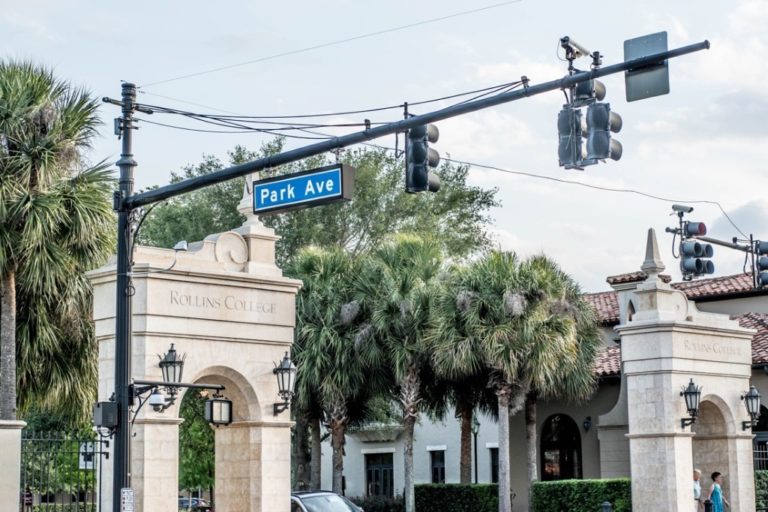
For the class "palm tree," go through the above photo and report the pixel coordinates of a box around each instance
[359,234,441,512]
[289,247,384,494]
[0,61,114,422]
[429,263,498,484]
[514,255,600,508]
[432,251,582,512]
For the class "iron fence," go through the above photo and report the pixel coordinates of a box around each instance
[20,430,108,512]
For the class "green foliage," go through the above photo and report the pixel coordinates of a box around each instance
[414,484,499,512]
[756,470,768,510]
[178,391,215,491]
[348,494,404,512]
[0,60,115,422]
[531,478,631,512]
[139,141,498,267]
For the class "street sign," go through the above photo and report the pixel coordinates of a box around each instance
[624,31,670,102]
[121,488,135,512]
[253,164,355,215]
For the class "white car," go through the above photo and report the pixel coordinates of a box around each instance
[291,491,364,512]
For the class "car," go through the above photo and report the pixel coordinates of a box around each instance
[178,496,213,511]
[291,491,364,512]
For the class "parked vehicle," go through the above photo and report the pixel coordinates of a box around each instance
[179,496,213,511]
[291,491,364,512]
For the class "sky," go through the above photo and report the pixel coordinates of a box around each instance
[2,0,767,292]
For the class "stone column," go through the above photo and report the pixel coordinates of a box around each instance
[0,420,26,510]
[617,229,755,512]
[132,418,183,512]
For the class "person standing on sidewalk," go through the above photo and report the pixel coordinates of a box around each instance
[708,471,730,511]
[694,469,703,512]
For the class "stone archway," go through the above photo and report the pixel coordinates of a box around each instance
[693,398,734,502]
[89,214,302,512]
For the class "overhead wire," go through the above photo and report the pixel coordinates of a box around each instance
[135,91,750,240]
[138,1,523,88]
[137,80,523,121]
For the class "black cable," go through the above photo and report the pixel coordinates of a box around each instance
[137,80,523,121]
[139,1,523,88]
[137,118,333,140]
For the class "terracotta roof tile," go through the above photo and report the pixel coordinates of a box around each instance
[585,291,620,324]
[606,271,672,285]
[594,345,621,377]
[671,273,756,299]
[733,312,768,364]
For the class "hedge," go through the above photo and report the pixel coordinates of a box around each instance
[414,484,499,512]
[532,478,631,512]
[757,470,768,510]
[348,494,404,512]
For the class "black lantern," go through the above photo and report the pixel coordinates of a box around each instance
[583,416,592,432]
[205,393,233,426]
[680,378,702,429]
[273,352,297,415]
[742,385,762,430]
[159,343,185,389]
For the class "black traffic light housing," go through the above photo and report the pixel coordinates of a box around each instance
[406,124,440,193]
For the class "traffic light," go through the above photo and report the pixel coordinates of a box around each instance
[680,221,714,279]
[557,107,584,169]
[585,102,623,161]
[572,79,606,108]
[757,241,768,287]
[406,124,440,193]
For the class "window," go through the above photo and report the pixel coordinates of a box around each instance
[540,414,583,481]
[365,453,394,497]
[430,450,445,484]
[489,448,499,484]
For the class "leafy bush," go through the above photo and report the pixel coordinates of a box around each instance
[348,494,404,512]
[532,478,631,512]
[756,470,768,510]
[414,484,499,512]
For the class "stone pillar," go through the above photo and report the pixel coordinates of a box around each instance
[616,229,756,512]
[0,420,26,510]
[89,214,301,512]
[132,418,183,512]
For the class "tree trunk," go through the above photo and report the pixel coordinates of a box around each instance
[293,413,308,490]
[403,413,416,512]
[400,366,421,512]
[330,420,345,495]
[0,272,17,420]
[497,383,512,512]
[310,416,322,490]
[525,393,538,510]
[458,400,473,484]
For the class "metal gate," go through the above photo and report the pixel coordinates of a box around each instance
[20,430,108,512]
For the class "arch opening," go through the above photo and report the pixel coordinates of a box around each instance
[540,414,583,481]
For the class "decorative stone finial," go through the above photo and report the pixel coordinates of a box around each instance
[640,228,665,278]
[237,173,264,227]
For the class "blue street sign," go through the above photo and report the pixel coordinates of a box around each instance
[253,164,356,215]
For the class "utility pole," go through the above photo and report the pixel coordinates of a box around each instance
[111,81,138,512]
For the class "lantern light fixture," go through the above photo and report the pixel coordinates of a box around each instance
[742,385,762,431]
[680,378,702,429]
[273,352,297,416]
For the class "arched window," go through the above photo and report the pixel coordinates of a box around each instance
[540,414,583,481]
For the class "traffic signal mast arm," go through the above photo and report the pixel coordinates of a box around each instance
[121,40,709,210]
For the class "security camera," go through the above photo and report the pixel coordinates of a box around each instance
[560,36,592,59]
[149,391,166,412]
[672,204,694,214]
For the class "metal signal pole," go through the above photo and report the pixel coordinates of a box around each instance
[111,81,137,512]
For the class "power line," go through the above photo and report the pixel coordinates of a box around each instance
[139,1,523,88]
[137,80,523,120]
